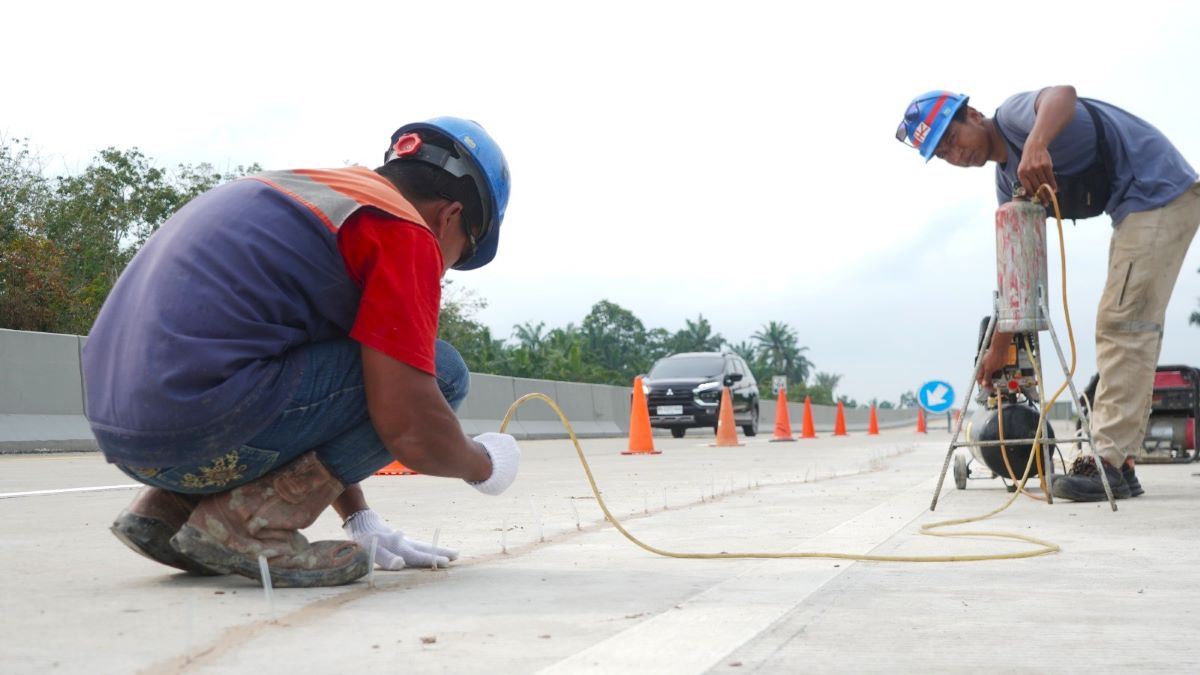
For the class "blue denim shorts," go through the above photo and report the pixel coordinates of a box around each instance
[117,339,469,493]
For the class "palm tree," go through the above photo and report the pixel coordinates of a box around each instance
[813,372,842,390]
[544,323,580,354]
[751,321,812,385]
[540,323,605,382]
[512,321,547,356]
[671,314,724,353]
[808,371,843,405]
[727,340,758,366]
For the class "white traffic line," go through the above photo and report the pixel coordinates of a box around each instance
[536,476,939,675]
[0,484,140,499]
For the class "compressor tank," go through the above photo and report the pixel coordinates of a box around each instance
[996,199,1049,332]
[965,404,1056,479]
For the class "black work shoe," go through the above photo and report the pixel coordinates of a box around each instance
[1122,463,1145,497]
[1051,457,1131,502]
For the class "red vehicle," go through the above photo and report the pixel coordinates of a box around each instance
[1081,365,1199,463]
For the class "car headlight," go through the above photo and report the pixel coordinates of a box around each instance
[694,381,721,394]
[642,382,651,395]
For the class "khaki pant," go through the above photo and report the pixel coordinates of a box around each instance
[1090,182,1200,465]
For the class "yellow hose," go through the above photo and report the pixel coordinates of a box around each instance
[492,185,1074,564]
[499,392,1057,562]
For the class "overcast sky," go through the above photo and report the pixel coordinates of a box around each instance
[5,0,1198,405]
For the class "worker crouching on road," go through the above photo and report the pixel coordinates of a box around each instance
[896,87,1199,502]
[83,118,519,586]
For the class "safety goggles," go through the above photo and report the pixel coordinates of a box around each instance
[455,218,485,269]
[894,99,925,148]
[440,190,489,269]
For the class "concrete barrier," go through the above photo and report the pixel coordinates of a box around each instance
[0,329,640,449]
[592,383,630,435]
[545,380,603,437]
[455,375,630,440]
[456,373,516,437]
[5,328,1081,450]
[0,328,96,451]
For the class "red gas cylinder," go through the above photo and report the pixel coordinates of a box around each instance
[995,199,1049,332]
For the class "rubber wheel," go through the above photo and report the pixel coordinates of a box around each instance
[953,454,968,490]
[671,427,686,439]
[743,404,759,437]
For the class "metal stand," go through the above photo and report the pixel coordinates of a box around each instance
[930,286,1118,512]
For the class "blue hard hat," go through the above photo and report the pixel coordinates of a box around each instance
[386,117,511,270]
[895,91,969,161]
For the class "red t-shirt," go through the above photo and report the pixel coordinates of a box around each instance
[337,210,443,375]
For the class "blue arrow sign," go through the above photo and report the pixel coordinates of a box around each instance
[919,380,955,413]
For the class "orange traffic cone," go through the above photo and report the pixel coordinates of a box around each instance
[375,460,416,476]
[800,396,817,439]
[623,375,660,455]
[710,385,743,447]
[868,404,880,435]
[916,408,927,433]
[833,400,848,436]
[769,388,796,442]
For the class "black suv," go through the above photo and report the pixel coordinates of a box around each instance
[643,352,759,438]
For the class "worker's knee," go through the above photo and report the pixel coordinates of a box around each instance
[435,340,470,411]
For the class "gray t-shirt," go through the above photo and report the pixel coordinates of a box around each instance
[994,90,1197,224]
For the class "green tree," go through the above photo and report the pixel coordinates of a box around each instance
[0,233,69,331]
[644,327,673,365]
[0,137,50,240]
[751,321,813,392]
[41,149,261,333]
[0,137,63,330]
[807,371,842,405]
[438,280,507,374]
[43,149,167,330]
[512,321,547,355]
[898,390,919,408]
[727,340,757,366]
[580,299,651,385]
[668,314,724,353]
[0,140,260,334]
[540,324,605,382]
[506,320,549,378]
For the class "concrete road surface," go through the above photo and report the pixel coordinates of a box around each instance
[2,428,1198,674]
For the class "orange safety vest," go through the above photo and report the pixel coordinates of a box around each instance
[247,166,431,235]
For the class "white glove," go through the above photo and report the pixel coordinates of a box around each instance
[342,509,459,570]
[467,432,521,496]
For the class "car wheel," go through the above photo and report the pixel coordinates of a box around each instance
[743,402,759,436]
[671,427,686,439]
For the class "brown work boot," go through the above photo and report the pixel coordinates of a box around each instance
[170,452,368,587]
[111,487,221,575]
